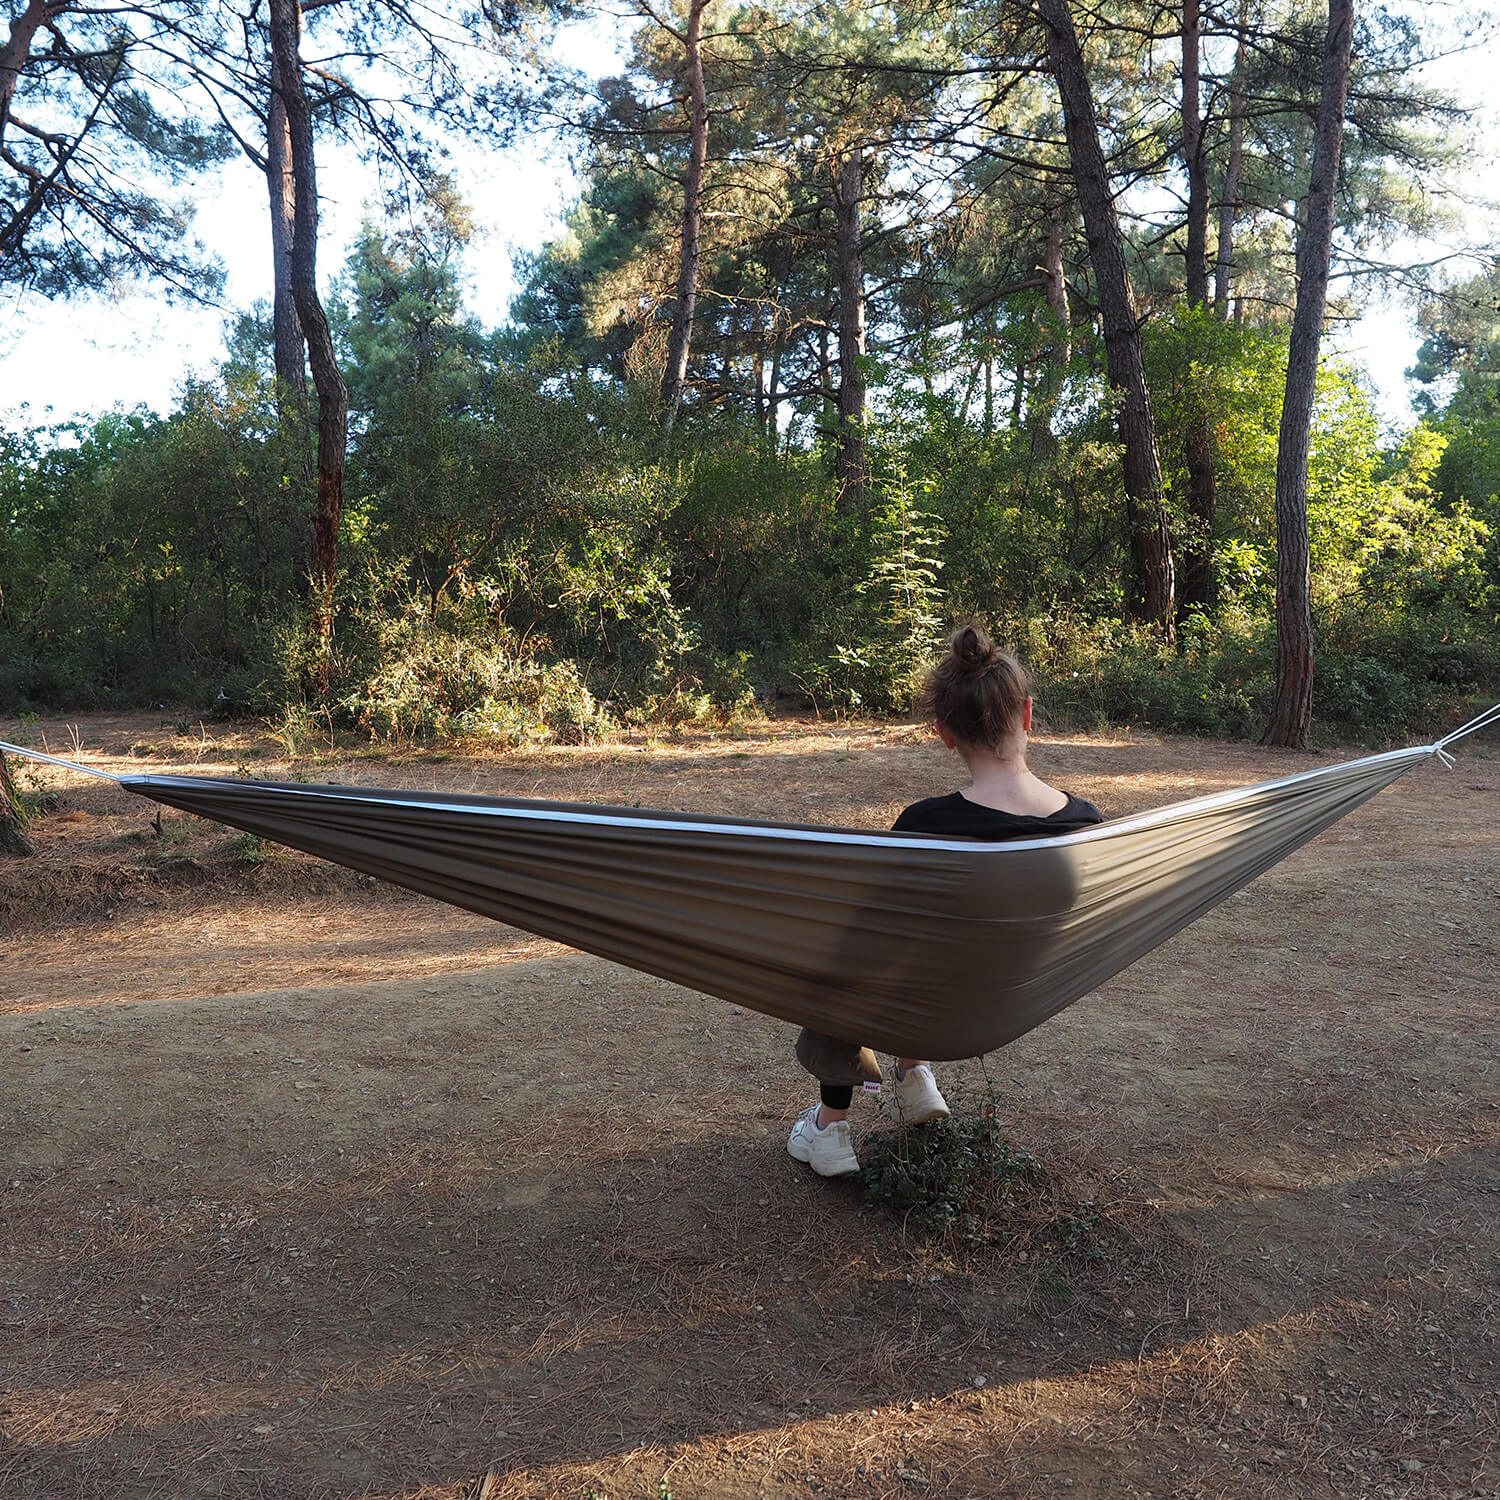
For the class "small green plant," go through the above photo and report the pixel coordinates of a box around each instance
[236,831,269,864]
[270,701,334,759]
[1051,1208,1104,1257]
[860,1076,1041,1245]
[806,460,948,714]
[12,757,58,818]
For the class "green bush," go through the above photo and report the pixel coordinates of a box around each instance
[861,1105,1042,1245]
[791,463,948,714]
[1012,610,1273,740]
[1011,604,1498,745]
[326,599,614,745]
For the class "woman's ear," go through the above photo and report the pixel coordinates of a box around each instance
[935,721,958,749]
[1021,697,1033,733]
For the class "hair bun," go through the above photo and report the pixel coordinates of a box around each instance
[918,619,1030,750]
[953,623,997,674]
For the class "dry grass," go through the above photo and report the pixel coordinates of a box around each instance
[2,711,1498,1499]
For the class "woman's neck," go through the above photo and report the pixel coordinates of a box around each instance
[958,734,1028,781]
[952,735,1069,816]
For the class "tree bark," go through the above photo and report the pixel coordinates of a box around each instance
[1263,0,1354,748]
[1213,16,1247,316]
[659,0,708,430]
[266,65,306,406]
[1030,207,1071,456]
[1177,406,1218,621]
[269,0,348,696]
[831,147,867,512]
[0,0,53,133]
[0,750,34,857]
[1181,0,1210,306]
[1039,0,1175,635]
[1177,0,1218,624]
[984,320,994,436]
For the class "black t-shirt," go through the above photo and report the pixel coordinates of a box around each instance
[891,790,1104,841]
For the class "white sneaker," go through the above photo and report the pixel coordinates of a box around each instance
[891,1064,951,1125]
[786,1106,860,1177]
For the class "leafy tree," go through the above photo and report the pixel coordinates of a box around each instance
[521,0,972,493]
[335,205,494,611]
[1411,260,1500,511]
[0,0,231,295]
[0,386,309,706]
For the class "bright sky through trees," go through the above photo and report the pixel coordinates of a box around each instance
[0,12,1493,427]
[0,136,561,416]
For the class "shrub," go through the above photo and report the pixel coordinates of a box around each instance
[331,610,614,746]
[861,1095,1042,1246]
[791,461,948,713]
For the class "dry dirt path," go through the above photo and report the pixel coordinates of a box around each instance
[1,714,1497,1499]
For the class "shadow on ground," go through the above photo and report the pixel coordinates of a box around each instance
[2,960,1496,1499]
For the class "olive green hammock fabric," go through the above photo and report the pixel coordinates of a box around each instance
[2,711,1492,1060]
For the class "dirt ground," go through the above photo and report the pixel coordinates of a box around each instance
[1,711,1496,1500]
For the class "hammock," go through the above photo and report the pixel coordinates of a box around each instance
[3,704,1494,1060]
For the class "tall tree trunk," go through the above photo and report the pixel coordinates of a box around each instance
[1214,10,1247,316]
[960,356,981,426]
[1177,0,1218,625]
[0,750,33,857]
[1181,0,1210,305]
[819,313,834,433]
[1264,0,1354,748]
[1039,0,1175,635]
[832,147,867,512]
[266,68,306,406]
[659,0,708,430]
[269,0,348,696]
[1030,207,1071,456]
[266,60,312,551]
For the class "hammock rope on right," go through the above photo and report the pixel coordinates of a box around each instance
[2,705,1494,1060]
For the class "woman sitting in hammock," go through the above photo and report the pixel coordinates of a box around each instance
[787,622,1105,1177]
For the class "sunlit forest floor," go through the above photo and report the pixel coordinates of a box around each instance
[2,713,1497,1499]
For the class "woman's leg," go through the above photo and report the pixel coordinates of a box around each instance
[816,1081,855,1127]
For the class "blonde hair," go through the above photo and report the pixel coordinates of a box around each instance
[917,622,1030,751]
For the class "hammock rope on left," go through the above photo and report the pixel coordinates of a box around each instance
[3,705,1494,1061]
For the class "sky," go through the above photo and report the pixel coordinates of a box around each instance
[0,14,1495,430]
[0,133,575,420]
